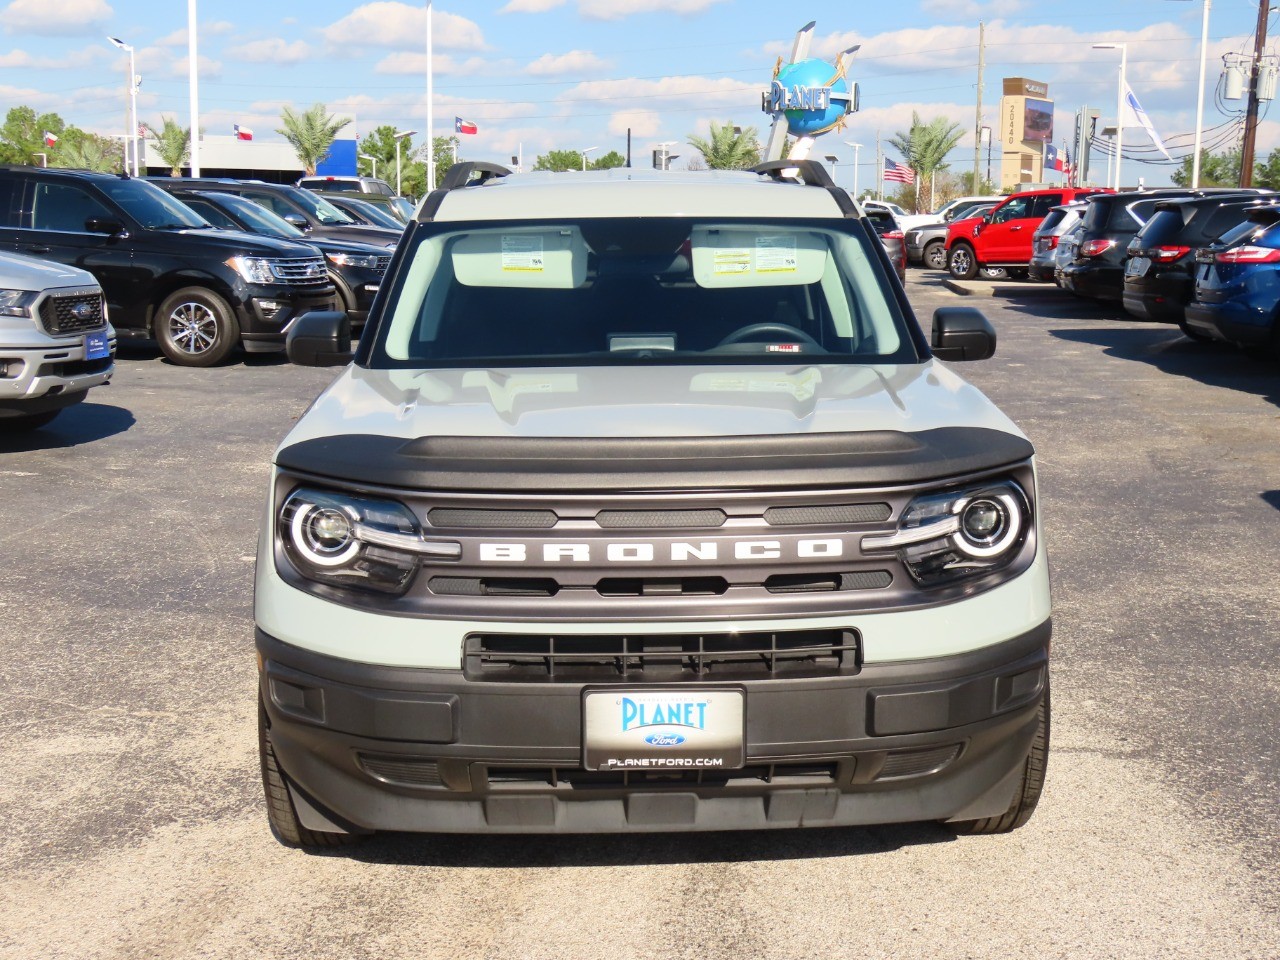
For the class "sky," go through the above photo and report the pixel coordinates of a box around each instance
[0,0,1276,188]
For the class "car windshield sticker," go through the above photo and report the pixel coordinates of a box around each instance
[501,235,544,272]
[712,247,752,274]
[755,236,798,273]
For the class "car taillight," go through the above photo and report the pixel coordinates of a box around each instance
[1215,245,1280,263]
[1048,236,1059,249]
[1081,239,1115,257]
[884,230,903,239]
[1149,245,1190,263]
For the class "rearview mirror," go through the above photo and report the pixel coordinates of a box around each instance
[931,306,996,361]
[287,311,352,367]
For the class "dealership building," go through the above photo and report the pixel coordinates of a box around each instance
[139,135,359,183]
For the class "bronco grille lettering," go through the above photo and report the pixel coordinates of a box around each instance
[474,539,850,563]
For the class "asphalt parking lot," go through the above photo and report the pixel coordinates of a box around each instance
[1,272,1277,960]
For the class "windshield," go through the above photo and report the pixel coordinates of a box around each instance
[340,198,403,229]
[388,197,414,221]
[212,192,305,239]
[283,186,356,225]
[367,217,918,369]
[101,178,208,229]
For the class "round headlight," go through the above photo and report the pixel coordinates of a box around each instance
[961,499,1005,544]
[291,503,359,567]
[953,491,1023,559]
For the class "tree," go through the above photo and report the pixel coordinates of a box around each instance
[0,106,66,165]
[888,112,965,212]
[687,121,760,169]
[54,129,120,173]
[147,117,190,177]
[1171,148,1243,188]
[591,149,626,170]
[277,103,351,176]
[1254,149,1280,190]
[533,149,589,172]
[356,124,400,179]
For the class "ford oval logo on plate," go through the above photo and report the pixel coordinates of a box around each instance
[643,733,685,747]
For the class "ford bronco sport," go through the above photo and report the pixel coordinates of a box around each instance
[255,161,1052,848]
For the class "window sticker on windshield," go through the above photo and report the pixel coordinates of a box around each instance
[712,248,752,274]
[755,236,798,273]
[501,235,544,272]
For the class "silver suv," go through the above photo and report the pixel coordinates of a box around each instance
[255,161,1051,848]
[0,251,114,431]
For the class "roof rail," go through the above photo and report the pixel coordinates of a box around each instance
[750,159,837,189]
[438,161,514,191]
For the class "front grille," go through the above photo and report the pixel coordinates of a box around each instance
[596,509,727,528]
[38,291,104,336]
[764,503,891,525]
[486,762,840,790]
[428,508,557,528]
[269,257,329,284]
[375,255,392,271]
[464,628,859,682]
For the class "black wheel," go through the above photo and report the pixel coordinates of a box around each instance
[258,698,364,849]
[0,410,59,432]
[948,243,979,280]
[1177,320,1213,343]
[923,240,947,270]
[155,287,240,366]
[950,683,1049,835]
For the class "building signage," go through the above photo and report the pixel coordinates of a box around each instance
[760,53,858,138]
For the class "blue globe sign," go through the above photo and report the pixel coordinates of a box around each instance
[762,56,857,138]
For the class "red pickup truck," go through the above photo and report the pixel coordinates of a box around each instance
[946,187,1108,280]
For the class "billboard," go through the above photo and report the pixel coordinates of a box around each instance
[316,138,357,176]
[1023,99,1053,143]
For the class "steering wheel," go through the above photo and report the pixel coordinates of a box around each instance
[716,323,823,350]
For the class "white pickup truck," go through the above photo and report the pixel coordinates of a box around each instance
[0,252,114,431]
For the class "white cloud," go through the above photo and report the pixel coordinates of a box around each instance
[0,44,104,68]
[557,75,762,122]
[374,51,489,75]
[320,2,485,52]
[578,0,729,20]
[608,109,660,138]
[919,0,1026,19]
[227,38,311,64]
[0,0,111,34]
[154,21,234,48]
[526,50,610,76]
[499,0,565,11]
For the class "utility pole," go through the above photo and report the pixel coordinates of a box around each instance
[973,21,984,194]
[1240,0,1269,186]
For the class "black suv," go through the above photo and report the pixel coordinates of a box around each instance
[168,190,391,327]
[0,167,337,366]
[1122,194,1278,327]
[151,179,402,248]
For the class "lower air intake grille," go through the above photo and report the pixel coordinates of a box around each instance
[876,744,962,780]
[359,755,444,787]
[464,628,859,682]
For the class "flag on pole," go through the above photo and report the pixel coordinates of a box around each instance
[43,131,58,147]
[233,124,254,141]
[1121,83,1172,161]
[455,117,478,136]
[138,122,150,138]
[1063,148,1074,186]
[1044,143,1064,172]
[884,158,915,184]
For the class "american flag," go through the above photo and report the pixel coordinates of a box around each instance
[884,158,915,184]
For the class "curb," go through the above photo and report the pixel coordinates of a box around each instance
[941,277,1066,299]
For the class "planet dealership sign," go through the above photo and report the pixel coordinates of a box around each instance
[761,52,859,139]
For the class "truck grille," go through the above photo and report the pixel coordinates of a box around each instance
[375,255,392,272]
[38,290,104,336]
[270,257,329,284]
[464,628,860,682]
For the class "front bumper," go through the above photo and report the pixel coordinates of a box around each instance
[257,620,1050,835]
[0,331,115,417]
[235,286,340,353]
[1184,299,1272,345]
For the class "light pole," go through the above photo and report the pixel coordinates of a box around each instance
[107,37,138,176]
[358,153,377,178]
[581,146,598,171]
[394,129,417,196]
[1093,42,1127,190]
[844,140,862,198]
[188,0,200,176]
[1192,0,1212,188]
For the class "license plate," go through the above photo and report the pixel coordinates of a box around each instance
[1125,257,1150,277]
[84,331,109,360]
[582,688,745,771]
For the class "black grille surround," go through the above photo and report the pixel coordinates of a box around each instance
[37,289,105,336]
[272,459,1038,622]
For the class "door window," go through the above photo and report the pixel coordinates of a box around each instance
[991,197,1031,223]
[1029,194,1064,218]
[29,181,112,232]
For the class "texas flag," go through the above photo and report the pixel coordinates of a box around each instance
[1044,143,1064,172]
[233,124,253,141]
[455,117,478,136]
[43,130,58,147]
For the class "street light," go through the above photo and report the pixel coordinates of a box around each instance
[107,36,139,176]
[1093,42,1127,190]
[581,146,598,171]
[1192,1,1212,188]
[358,153,377,178]
[844,140,862,198]
[394,129,417,195]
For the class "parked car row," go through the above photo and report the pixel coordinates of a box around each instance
[0,166,408,373]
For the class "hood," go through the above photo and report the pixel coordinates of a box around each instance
[279,362,1025,453]
[165,227,322,258]
[309,224,402,248]
[311,237,392,256]
[0,250,97,289]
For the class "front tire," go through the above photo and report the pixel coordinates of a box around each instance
[948,243,979,280]
[950,683,1049,835]
[258,699,364,849]
[155,287,240,366]
[924,240,947,270]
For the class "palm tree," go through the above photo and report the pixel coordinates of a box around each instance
[277,103,351,176]
[687,121,760,170]
[888,113,965,213]
[148,117,190,177]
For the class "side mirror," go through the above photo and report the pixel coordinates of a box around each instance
[85,217,126,237]
[283,212,310,231]
[931,306,996,361]
[287,311,352,367]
